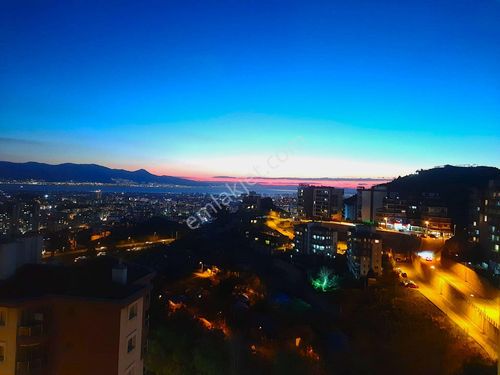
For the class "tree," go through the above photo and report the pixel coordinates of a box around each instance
[310,267,340,292]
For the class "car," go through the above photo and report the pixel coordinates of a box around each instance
[74,256,87,263]
[401,272,408,278]
[97,251,107,256]
[406,281,419,289]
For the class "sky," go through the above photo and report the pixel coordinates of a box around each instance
[0,0,499,181]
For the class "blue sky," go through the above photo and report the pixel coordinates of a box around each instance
[0,0,499,179]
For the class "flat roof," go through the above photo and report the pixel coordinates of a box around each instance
[0,256,154,303]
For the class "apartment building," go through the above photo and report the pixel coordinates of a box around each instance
[0,258,154,375]
[347,226,382,279]
[356,185,387,223]
[297,185,344,221]
[294,222,338,257]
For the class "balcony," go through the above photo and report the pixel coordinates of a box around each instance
[18,324,44,337]
[15,358,43,375]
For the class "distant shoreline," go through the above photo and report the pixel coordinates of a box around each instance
[0,182,313,196]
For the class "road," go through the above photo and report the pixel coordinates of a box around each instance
[399,260,499,360]
[43,238,176,263]
[265,211,294,239]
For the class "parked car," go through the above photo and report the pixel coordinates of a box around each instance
[74,256,87,263]
[406,281,419,289]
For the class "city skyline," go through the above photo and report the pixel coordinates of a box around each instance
[1,2,499,374]
[1,0,499,180]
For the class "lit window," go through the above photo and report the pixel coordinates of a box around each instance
[128,303,138,320]
[127,334,137,353]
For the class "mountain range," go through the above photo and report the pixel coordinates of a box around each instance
[0,161,203,186]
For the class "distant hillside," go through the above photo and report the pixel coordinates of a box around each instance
[385,165,499,193]
[381,165,500,231]
[0,161,203,186]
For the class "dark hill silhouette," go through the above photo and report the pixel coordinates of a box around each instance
[0,161,203,186]
[384,165,499,193]
[380,165,500,233]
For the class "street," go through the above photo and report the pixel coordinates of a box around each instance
[399,259,499,360]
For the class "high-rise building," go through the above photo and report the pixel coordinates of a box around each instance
[297,185,344,221]
[469,180,500,272]
[347,225,382,279]
[343,195,358,221]
[294,222,338,257]
[356,185,387,223]
[0,258,154,375]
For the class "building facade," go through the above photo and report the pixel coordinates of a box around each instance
[297,185,344,221]
[356,186,387,223]
[0,236,43,280]
[375,192,453,236]
[294,223,338,257]
[469,180,500,272]
[347,226,382,279]
[0,258,154,375]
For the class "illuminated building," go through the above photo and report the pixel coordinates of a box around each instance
[297,185,344,221]
[347,225,382,279]
[356,185,387,223]
[470,180,500,272]
[0,258,154,375]
[241,191,262,211]
[294,223,337,257]
[375,192,453,236]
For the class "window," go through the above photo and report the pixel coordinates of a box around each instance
[128,303,138,320]
[0,342,5,362]
[0,310,6,326]
[127,334,137,353]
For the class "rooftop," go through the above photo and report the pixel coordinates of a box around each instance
[0,256,154,303]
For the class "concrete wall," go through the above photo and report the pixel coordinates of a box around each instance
[442,258,497,299]
[413,258,499,348]
[118,297,144,375]
[0,307,18,375]
[0,236,43,280]
[50,298,121,375]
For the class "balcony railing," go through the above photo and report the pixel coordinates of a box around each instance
[16,358,43,375]
[18,324,44,337]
